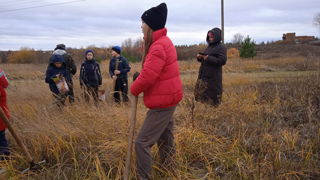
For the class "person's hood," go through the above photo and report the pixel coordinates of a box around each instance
[49,54,66,67]
[53,49,67,55]
[0,68,8,89]
[206,28,222,45]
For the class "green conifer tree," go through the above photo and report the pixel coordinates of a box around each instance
[240,36,257,58]
[121,51,140,63]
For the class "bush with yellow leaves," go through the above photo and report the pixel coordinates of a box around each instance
[227,47,239,58]
[7,47,36,63]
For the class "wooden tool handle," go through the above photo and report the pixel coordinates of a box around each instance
[124,96,138,180]
[0,108,33,163]
[113,59,120,92]
[115,59,119,71]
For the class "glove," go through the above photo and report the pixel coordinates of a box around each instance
[133,72,140,82]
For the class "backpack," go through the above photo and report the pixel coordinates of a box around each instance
[48,53,77,76]
[62,53,77,76]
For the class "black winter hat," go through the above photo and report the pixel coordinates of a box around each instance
[141,2,167,31]
[54,43,66,50]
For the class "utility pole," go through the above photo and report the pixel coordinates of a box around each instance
[221,0,224,44]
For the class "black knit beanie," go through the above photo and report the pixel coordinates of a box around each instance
[54,43,66,51]
[141,2,167,31]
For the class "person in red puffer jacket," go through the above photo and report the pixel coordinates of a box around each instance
[0,68,10,160]
[130,2,183,179]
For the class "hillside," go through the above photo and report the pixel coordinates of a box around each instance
[226,43,320,59]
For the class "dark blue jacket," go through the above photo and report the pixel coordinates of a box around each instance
[109,55,131,80]
[80,59,102,86]
[45,54,71,95]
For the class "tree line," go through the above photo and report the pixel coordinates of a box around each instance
[0,35,259,64]
[0,44,207,64]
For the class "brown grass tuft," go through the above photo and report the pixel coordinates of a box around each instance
[0,56,319,179]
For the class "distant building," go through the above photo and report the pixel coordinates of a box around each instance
[282,33,315,43]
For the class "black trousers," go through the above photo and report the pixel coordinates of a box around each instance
[0,130,10,159]
[114,78,129,103]
[66,80,74,103]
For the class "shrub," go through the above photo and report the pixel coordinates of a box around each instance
[227,48,239,58]
[7,47,37,63]
[121,51,140,63]
[95,57,101,64]
[240,36,257,58]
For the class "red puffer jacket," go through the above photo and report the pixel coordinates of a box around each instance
[0,68,9,131]
[130,28,183,109]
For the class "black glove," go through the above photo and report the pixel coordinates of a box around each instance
[133,72,140,82]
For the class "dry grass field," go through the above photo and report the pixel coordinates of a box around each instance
[0,55,319,179]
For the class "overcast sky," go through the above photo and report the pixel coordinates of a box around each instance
[1,0,320,51]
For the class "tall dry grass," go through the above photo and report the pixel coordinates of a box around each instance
[0,56,319,179]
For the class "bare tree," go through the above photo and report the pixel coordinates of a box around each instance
[232,33,244,44]
[313,13,320,32]
[122,38,133,55]
[120,38,144,61]
[133,37,143,48]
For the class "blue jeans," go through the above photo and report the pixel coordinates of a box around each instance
[0,130,10,158]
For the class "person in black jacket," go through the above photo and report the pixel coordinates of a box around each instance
[109,46,131,103]
[49,44,77,104]
[195,27,227,106]
[45,54,71,107]
[80,50,102,103]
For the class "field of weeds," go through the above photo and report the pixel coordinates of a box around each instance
[0,56,319,179]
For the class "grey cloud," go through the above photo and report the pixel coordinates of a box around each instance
[1,0,320,50]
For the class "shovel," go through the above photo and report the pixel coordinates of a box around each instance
[0,108,44,173]
[124,95,138,180]
[112,59,119,94]
[111,59,120,105]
